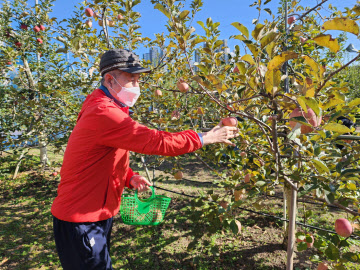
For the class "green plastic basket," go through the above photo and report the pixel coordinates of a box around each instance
[120,186,171,225]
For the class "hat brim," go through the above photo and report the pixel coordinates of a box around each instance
[118,66,151,74]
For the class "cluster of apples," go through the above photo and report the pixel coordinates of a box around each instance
[84,7,123,28]
[296,218,353,270]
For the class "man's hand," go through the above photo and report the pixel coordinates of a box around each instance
[200,121,240,146]
[129,175,152,192]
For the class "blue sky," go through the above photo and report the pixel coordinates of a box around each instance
[3,0,360,58]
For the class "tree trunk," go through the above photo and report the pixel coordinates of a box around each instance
[39,133,49,167]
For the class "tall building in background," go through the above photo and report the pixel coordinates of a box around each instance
[142,47,164,66]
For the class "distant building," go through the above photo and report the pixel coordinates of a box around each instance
[142,47,164,66]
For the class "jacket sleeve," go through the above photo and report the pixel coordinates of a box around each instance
[125,167,138,189]
[96,104,202,156]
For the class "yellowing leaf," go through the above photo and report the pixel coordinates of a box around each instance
[348,98,360,108]
[322,18,359,36]
[260,31,279,49]
[231,22,249,39]
[241,54,255,65]
[312,159,329,174]
[323,123,351,134]
[268,52,298,71]
[302,55,320,79]
[266,42,276,59]
[313,34,340,53]
[297,96,308,113]
[321,99,345,110]
[265,69,281,96]
[246,43,260,58]
[305,88,315,97]
[252,23,265,41]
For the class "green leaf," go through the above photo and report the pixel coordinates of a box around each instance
[297,242,308,251]
[325,243,340,260]
[312,159,330,174]
[255,181,266,187]
[323,123,351,134]
[343,252,360,263]
[340,169,360,178]
[260,31,278,49]
[231,22,249,39]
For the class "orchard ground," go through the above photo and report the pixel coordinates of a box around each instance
[0,148,359,270]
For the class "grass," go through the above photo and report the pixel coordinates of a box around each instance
[0,149,359,270]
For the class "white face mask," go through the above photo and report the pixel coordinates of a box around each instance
[109,75,141,107]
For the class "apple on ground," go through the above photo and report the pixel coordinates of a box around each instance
[289,107,322,134]
[335,218,353,237]
[317,262,328,270]
[85,8,94,17]
[174,171,183,180]
[222,117,238,127]
[154,89,162,97]
[287,16,296,25]
[176,79,189,93]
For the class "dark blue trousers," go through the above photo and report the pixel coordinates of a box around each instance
[53,216,113,270]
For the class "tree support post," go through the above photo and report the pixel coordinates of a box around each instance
[286,184,298,270]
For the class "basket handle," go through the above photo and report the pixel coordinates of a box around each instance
[134,185,156,203]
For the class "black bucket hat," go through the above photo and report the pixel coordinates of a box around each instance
[99,49,151,76]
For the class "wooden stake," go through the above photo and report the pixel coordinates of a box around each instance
[286,184,298,270]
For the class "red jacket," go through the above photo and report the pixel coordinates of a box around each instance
[51,88,202,222]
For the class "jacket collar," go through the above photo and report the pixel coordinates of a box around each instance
[99,84,127,107]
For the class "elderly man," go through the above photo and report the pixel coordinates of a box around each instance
[51,49,239,270]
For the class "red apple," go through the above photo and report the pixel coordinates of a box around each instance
[6,61,12,65]
[52,172,58,177]
[20,24,28,30]
[36,38,43,44]
[39,25,46,31]
[117,14,124,20]
[289,107,322,134]
[287,16,296,25]
[222,117,238,127]
[154,89,162,97]
[171,110,180,120]
[174,171,183,180]
[85,20,92,28]
[15,42,22,48]
[244,173,251,183]
[335,218,353,237]
[317,262,328,270]
[300,37,307,44]
[85,8,94,17]
[33,26,40,32]
[177,80,189,93]
[296,233,314,248]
